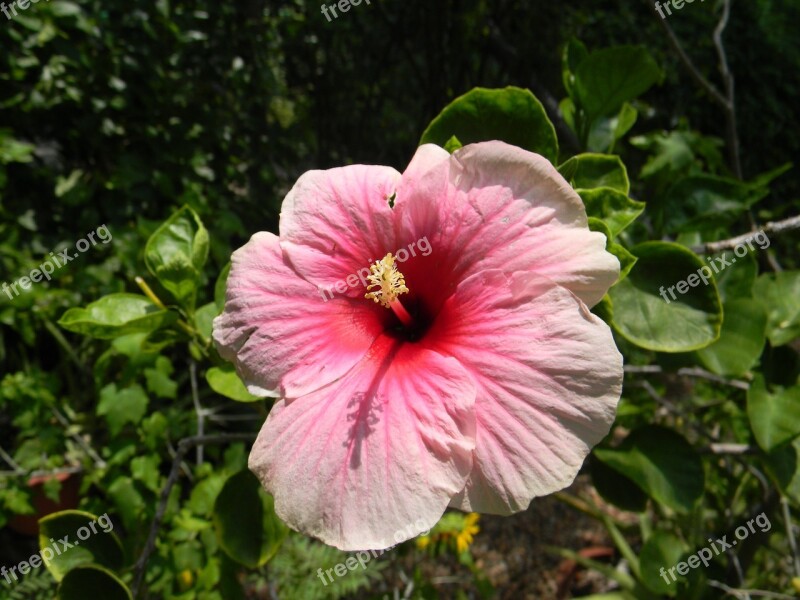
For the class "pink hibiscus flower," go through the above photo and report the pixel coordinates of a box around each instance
[213,141,623,551]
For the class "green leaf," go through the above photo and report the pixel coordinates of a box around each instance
[206,364,262,403]
[443,135,463,153]
[144,206,209,310]
[562,38,589,98]
[559,153,630,194]
[144,356,178,399]
[58,565,131,600]
[573,46,661,122]
[714,251,757,300]
[58,294,177,339]
[195,302,219,340]
[747,375,800,451]
[639,531,688,596]
[130,455,162,493]
[696,299,766,376]
[587,103,638,153]
[215,262,231,311]
[97,384,149,435]
[594,426,704,512]
[420,87,558,163]
[214,470,288,568]
[590,455,648,512]
[662,175,766,234]
[753,271,800,346]
[588,218,637,281]
[609,242,722,352]
[578,188,644,237]
[39,510,124,582]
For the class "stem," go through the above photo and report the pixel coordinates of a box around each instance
[690,215,800,254]
[130,433,256,598]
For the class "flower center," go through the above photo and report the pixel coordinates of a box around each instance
[365,253,413,327]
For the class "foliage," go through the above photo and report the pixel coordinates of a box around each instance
[1,1,799,598]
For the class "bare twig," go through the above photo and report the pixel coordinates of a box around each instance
[656,0,742,177]
[131,433,256,598]
[624,364,750,390]
[781,496,800,578]
[51,407,107,469]
[0,466,83,479]
[705,444,754,455]
[712,0,741,178]
[189,360,204,466]
[0,446,24,473]
[690,215,800,254]
[656,11,728,108]
[708,580,794,600]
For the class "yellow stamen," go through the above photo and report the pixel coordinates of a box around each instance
[365,253,409,307]
[365,253,413,327]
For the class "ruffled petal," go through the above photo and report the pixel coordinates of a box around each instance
[423,270,622,514]
[248,335,477,550]
[212,232,386,398]
[280,165,402,299]
[395,141,619,309]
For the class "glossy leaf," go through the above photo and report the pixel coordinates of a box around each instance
[662,175,766,234]
[747,375,800,451]
[214,470,288,568]
[609,242,722,352]
[39,510,124,582]
[639,531,688,596]
[58,565,131,600]
[588,218,636,282]
[97,383,149,435]
[559,153,630,194]
[420,87,558,163]
[753,271,800,346]
[206,364,264,402]
[578,187,644,237]
[696,299,767,376]
[590,455,648,512]
[573,46,661,122]
[58,294,177,339]
[594,426,704,512]
[144,205,209,310]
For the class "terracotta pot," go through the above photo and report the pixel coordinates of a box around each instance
[7,470,82,536]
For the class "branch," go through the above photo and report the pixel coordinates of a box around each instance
[131,433,256,598]
[189,360,205,466]
[708,580,795,600]
[656,0,741,177]
[656,10,728,109]
[624,364,750,390]
[712,0,742,178]
[781,496,800,578]
[690,215,800,254]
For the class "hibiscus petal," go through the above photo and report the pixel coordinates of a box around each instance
[424,270,622,514]
[212,232,385,398]
[280,165,402,298]
[248,335,476,550]
[396,141,619,308]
